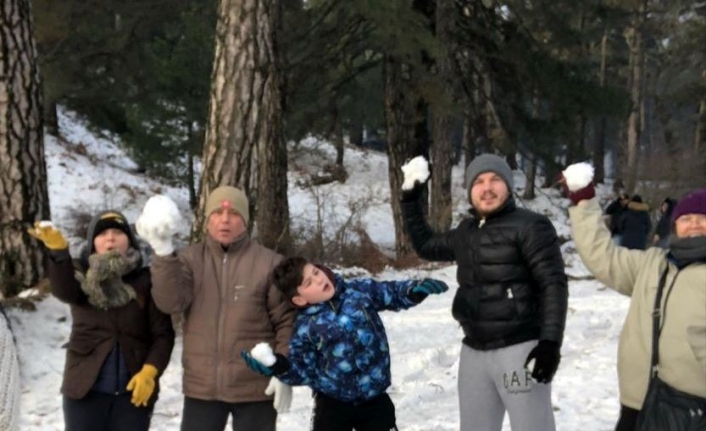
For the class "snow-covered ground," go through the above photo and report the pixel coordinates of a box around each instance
[6,108,630,430]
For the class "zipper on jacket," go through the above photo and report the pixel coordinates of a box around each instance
[479,219,486,228]
[215,252,228,398]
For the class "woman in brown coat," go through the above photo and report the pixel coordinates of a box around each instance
[29,211,175,431]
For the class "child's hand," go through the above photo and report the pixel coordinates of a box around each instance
[241,351,276,376]
[409,279,449,303]
[241,351,291,376]
[412,279,449,295]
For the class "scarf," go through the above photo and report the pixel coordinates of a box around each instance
[668,235,706,268]
[75,248,141,310]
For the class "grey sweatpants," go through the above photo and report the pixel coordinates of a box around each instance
[458,341,556,431]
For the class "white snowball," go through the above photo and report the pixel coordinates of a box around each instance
[38,221,54,228]
[138,195,182,232]
[251,342,276,367]
[401,156,430,191]
[562,162,594,192]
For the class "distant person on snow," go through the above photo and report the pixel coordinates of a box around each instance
[653,197,677,248]
[136,187,296,431]
[0,304,20,431]
[28,212,175,431]
[618,195,651,250]
[241,256,449,431]
[399,154,569,431]
[604,192,631,245]
[561,164,706,431]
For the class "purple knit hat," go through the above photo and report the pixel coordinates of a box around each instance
[671,188,706,223]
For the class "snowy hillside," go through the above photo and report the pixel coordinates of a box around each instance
[7,108,629,430]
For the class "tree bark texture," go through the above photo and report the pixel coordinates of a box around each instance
[385,56,422,259]
[592,30,608,184]
[429,0,454,232]
[625,1,646,193]
[0,0,50,296]
[194,0,290,252]
[696,98,705,154]
[349,120,363,147]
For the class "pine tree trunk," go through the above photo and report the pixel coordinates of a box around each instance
[349,120,363,147]
[186,121,197,210]
[696,98,705,154]
[331,103,344,167]
[44,99,58,137]
[0,0,50,296]
[522,154,537,200]
[696,98,706,176]
[194,0,289,252]
[523,94,539,200]
[385,56,419,259]
[429,0,455,232]
[430,112,453,231]
[593,30,608,184]
[625,1,646,193]
[462,111,476,173]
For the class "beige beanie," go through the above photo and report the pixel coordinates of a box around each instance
[204,186,249,226]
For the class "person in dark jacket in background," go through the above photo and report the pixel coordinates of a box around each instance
[653,197,677,248]
[605,193,631,245]
[619,195,651,250]
[28,211,175,431]
[399,154,568,431]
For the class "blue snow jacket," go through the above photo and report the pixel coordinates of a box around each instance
[277,273,420,403]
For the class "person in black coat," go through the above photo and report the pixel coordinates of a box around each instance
[619,195,652,250]
[399,154,568,431]
[652,197,677,248]
[605,193,630,245]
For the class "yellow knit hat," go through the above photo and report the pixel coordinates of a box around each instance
[204,186,249,226]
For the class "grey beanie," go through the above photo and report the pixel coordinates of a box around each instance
[465,154,514,190]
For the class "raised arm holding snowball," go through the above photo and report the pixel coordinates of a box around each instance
[137,187,295,431]
[399,154,568,431]
[561,163,706,431]
[28,212,174,431]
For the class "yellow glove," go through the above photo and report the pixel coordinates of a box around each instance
[27,221,68,250]
[126,364,158,407]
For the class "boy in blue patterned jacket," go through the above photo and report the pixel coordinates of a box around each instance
[241,256,448,431]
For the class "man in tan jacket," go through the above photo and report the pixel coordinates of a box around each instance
[562,164,706,431]
[136,186,295,431]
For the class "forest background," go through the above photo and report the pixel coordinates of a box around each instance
[1,0,705,297]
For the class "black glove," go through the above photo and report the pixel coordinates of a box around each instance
[524,340,561,384]
[401,181,425,203]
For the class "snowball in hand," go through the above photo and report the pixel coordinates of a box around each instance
[562,162,594,192]
[401,156,430,191]
[251,342,276,367]
[38,221,54,228]
[136,194,182,238]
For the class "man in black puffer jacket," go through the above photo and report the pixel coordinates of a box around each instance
[401,154,568,431]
